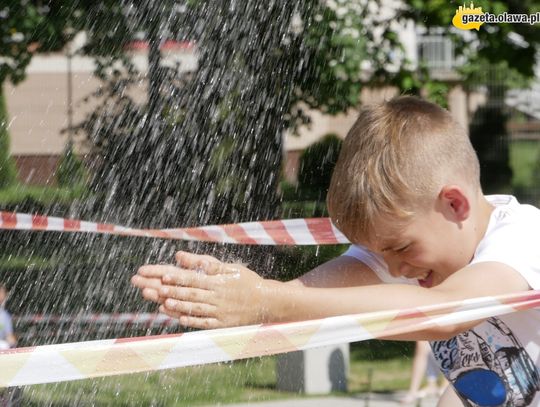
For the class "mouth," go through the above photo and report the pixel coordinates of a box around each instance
[417,270,434,288]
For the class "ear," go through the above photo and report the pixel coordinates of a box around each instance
[438,185,470,222]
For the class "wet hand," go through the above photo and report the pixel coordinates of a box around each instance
[131,265,171,304]
[156,251,266,329]
[132,252,223,305]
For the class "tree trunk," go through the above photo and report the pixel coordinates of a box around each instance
[0,85,18,188]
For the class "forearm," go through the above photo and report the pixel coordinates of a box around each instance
[286,255,382,289]
[260,280,477,340]
[136,252,531,335]
[263,280,445,321]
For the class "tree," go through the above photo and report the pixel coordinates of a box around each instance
[298,134,342,201]
[0,86,17,188]
[75,0,540,228]
[74,0,415,227]
[0,4,41,186]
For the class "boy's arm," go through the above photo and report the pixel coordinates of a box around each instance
[268,261,530,340]
[133,252,529,340]
[131,252,382,304]
[285,255,383,288]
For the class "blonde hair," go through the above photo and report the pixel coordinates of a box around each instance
[327,96,480,243]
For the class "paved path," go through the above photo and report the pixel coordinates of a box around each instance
[218,392,439,407]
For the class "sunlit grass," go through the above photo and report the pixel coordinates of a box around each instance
[349,358,411,393]
[510,140,540,190]
[22,357,288,406]
[20,354,412,406]
[0,255,55,269]
[0,184,85,206]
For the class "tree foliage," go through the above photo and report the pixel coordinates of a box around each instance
[0,1,73,85]
[71,0,425,227]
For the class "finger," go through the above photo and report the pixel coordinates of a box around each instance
[159,305,221,330]
[159,285,213,304]
[131,275,163,291]
[175,251,222,274]
[138,264,180,278]
[216,263,243,276]
[176,251,241,276]
[158,305,186,320]
[141,288,164,304]
[162,271,212,289]
[162,298,216,318]
[178,315,221,330]
[176,251,220,266]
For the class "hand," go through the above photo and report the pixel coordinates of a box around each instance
[131,265,168,305]
[134,251,268,329]
[131,253,222,310]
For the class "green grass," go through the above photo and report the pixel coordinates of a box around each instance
[22,358,290,406]
[20,355,412,406]
[0,184,85,206]
[350,357,411,393]
[510,140,540,190]
[0,255,58,269]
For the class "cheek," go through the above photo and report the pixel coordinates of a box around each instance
[403,245,439,266]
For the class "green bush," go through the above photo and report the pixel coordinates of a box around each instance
[0,185,84,209]
[297,133,342,200]
[56,145,87,188]
[530,147,540,207]
[273,244,348,281]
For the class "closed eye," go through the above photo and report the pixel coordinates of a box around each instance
[394,244,410,253]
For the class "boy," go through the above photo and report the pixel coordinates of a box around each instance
[132,96,540,406]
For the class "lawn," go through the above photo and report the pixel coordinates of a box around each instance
[510,140,540,190]
[20,351,413,406]
[0,184,84,206]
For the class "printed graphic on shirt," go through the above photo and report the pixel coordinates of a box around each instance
[431,317,540,406]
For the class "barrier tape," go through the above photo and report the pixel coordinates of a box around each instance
[1,289,539,387]
[0,211,349,245]
[2,211,538,387]
[14,313,178,327]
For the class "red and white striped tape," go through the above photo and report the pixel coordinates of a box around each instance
[14,313,178,327]
[2,290,540,387]
[7,210,538,391]
[0,211,349,245]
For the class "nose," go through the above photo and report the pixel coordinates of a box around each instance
[386,257,414,278]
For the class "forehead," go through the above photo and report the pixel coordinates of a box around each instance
[353,215,412,249]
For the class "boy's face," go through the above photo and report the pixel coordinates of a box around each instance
[361,200,475,288]
[0,288,6,305]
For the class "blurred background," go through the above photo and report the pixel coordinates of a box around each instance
[1,0,539,405]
